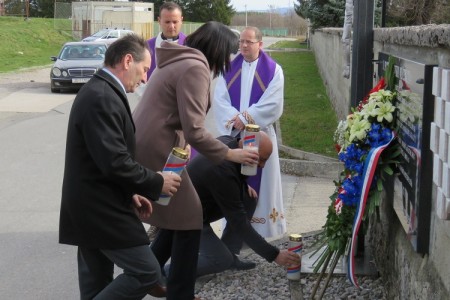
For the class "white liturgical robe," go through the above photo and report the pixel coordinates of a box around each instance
[213,58,286,238]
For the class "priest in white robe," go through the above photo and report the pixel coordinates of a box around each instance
[213,26,286,239]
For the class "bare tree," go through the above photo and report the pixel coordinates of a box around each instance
[387,0,449,25]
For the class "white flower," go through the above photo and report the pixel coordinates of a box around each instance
[373,101,396,123]
[360,100,379,119]
[349,118,371,142]
[369,89,395,103]
[334,120,348,146]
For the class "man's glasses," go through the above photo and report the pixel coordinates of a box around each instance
[239,39,260,45]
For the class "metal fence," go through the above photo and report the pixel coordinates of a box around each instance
[261,28,289,37]
[54,2,72,36]
[54,2,155,41]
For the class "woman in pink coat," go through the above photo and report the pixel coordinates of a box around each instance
[133,21,259,300]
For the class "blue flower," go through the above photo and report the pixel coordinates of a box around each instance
[367,123,393,148]
[340,176,363,206]
[339,143,367,174]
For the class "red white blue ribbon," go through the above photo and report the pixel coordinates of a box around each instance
[347,132,396,287]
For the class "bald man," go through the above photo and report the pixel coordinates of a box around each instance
[177,134,300,277]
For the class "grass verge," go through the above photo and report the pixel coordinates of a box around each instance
[267,39,309,49]
[0,17,73,73]
[270,51,338,158]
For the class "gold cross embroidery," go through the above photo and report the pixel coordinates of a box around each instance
[270,208,279,223]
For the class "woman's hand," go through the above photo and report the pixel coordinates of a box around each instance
[226,148,259,165]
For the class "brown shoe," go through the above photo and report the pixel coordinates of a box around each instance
[148,283,166,298]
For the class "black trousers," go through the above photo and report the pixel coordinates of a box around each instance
[151,229,201,300]
[221,189,258,254]
[77,245,161,300]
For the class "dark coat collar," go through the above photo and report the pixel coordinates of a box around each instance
[94,68,135,131]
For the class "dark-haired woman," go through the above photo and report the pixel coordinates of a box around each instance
[133,21,259,300]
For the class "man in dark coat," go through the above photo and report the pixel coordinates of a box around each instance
[59,34,181,300]
[185,133,300,277]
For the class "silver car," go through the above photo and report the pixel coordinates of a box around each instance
[50,41,108,93]
[82,28,134,44]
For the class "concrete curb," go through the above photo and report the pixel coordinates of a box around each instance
[278,144,342,179]
[275,120,343,179]
[280,158,342,179]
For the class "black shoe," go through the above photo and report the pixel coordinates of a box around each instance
[232,255,256,270]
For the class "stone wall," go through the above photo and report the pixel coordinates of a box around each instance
[310,24,450,299]
[309,28,351,121]
[374,25,450,300]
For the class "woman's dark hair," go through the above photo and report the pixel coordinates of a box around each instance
[104,34,149,68]
[184,21,238,78]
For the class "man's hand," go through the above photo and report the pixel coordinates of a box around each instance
[158,171,182,196]
[185,144,192,161]
[132,194,153,219]
[274,250,301,268]
[248,185,258,199]
[232,116,245,131]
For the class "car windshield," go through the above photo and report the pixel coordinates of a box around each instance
[60,45,107,60]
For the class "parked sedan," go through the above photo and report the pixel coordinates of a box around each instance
[82,28,134,44]
[50,41,107,93]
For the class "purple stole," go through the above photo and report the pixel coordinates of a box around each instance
[147,32,186,79]
[224,51,276,194]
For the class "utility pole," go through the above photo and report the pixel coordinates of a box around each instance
[268,5,274,30]
[24,0,29,20]
[245,4,247,27]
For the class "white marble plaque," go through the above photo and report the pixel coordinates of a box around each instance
[430,122,439,153]
[433,67,442,97]
[439,129,448,162]
[434,97,445,128]
[442,162,450,198]
[441,69,450,101]
[433,153,442,187]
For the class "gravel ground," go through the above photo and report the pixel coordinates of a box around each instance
[194,233,387,300]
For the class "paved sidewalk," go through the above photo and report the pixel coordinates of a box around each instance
[281,174,333,236]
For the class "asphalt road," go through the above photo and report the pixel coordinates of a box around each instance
[0,36,299,299]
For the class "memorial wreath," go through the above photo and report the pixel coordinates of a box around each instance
[310,57,400,298]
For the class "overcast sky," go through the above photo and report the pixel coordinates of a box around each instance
[230,0,294,12]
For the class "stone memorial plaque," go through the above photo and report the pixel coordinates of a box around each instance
[378,53,434,253]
